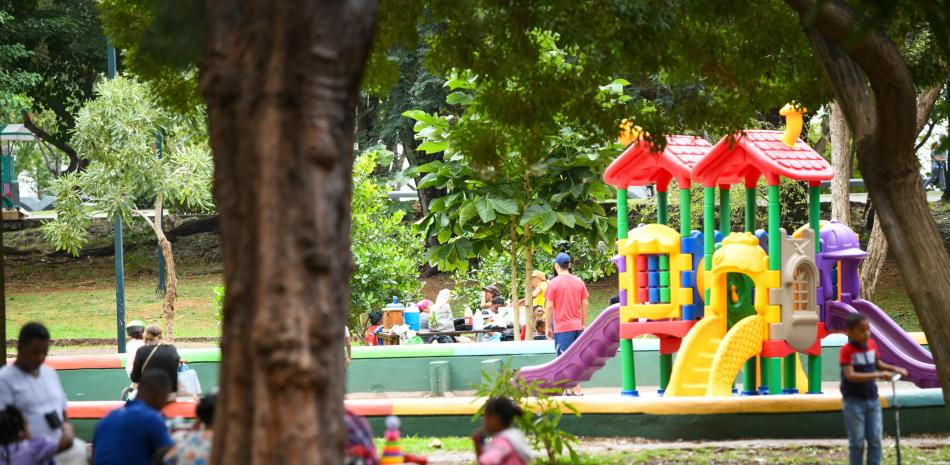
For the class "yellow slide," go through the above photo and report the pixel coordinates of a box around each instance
[664,316,724,396]
[667,315,809,397]
[707,315,766,396]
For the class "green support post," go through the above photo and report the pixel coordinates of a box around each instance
[657,190,668,225]
[719,186,731,235]
[703,187,715,303]
[745,187,756,232]
[742,186,757,394]
[808,184,822,394]
[768,184,781,270]
[659,354,672,392]
[784,353,797,393]
[766,182,782,393]
[680,187,691,236]
[767,356,782,395]
[617,188,637,396]
[656,189,672,391]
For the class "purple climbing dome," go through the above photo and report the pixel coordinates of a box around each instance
[819,220,866,259]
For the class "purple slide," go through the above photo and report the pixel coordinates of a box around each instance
[826,299,939,388]
[517,304,621,390]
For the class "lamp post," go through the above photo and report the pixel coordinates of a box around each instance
[107,43,126,354]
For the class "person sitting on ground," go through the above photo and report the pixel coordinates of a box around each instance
[480,286,502,310]
[163,392,216,465]
[92,370,173,465]
[532,319,548,341]
[344,408,378,465]
[131,326,181,400]
[840,313,908,465]
[125,320,146,378]
[364,311,383,346]
[0,405,74,465]
[0,322,88,465]
[472,397,532,465]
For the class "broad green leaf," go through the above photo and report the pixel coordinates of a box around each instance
[475,198,496,223]
[488,196,519,215]
[557,211,576,228]
[459,202,479,226]
[445,91,473,105]
[437,228,452,244]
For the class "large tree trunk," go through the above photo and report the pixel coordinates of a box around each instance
[138,194,178,339]
[201,1,378,464]
[787,0,950,412]
[829,101,851,226]
[859,83,943,297]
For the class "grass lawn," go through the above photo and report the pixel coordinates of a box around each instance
[5,255,222,341]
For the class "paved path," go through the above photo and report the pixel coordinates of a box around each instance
[819,191,943,203]
[423,436,950,464]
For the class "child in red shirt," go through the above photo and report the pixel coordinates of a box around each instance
[839,313,907,465]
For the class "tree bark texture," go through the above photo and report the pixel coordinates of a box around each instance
[829,101,851,226]
[787,0,950,412]
[524,242,535,341]
[860,215,887,298]
[859,82,943,298]
[200,1,378,464]
[137,193,178,340]
[510,222,520,339]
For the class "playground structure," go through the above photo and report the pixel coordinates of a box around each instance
[519,106,938,396]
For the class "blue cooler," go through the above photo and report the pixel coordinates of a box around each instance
[404,304,420,331]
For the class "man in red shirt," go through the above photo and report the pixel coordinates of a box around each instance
[545,253,589,395]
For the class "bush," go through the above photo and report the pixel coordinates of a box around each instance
[474,359,580,465]
[209,148,424,332]
[350,147,424,328]
[452,237,615,309]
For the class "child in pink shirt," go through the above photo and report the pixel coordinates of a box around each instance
[473,397,532,465]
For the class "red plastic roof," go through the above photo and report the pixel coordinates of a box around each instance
[691,130,833,187]
[603,135,711,190]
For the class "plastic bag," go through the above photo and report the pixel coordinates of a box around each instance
[177,364,202,397]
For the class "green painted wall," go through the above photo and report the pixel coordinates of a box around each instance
[55,345,903,399]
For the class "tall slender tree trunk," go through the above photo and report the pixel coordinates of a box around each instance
[510,221,520,339]
[201,1,378,464]
[523,171,534,340]
[138,194,178,339]
[860,215,887,298]
[787,0,950,412]
[830,101,851,226]
[524,241,535,341]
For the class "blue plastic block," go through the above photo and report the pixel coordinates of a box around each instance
[649,288,661,303]
[681,270,696,288]
[648,272,659,287]
[647,255,659,271]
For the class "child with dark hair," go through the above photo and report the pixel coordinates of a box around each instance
[472,397,532,465]
[0,405,73,465]
[839,313,907,465]
[365,311,383,346]
[163,393,216,465]
[533,319,547,341]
